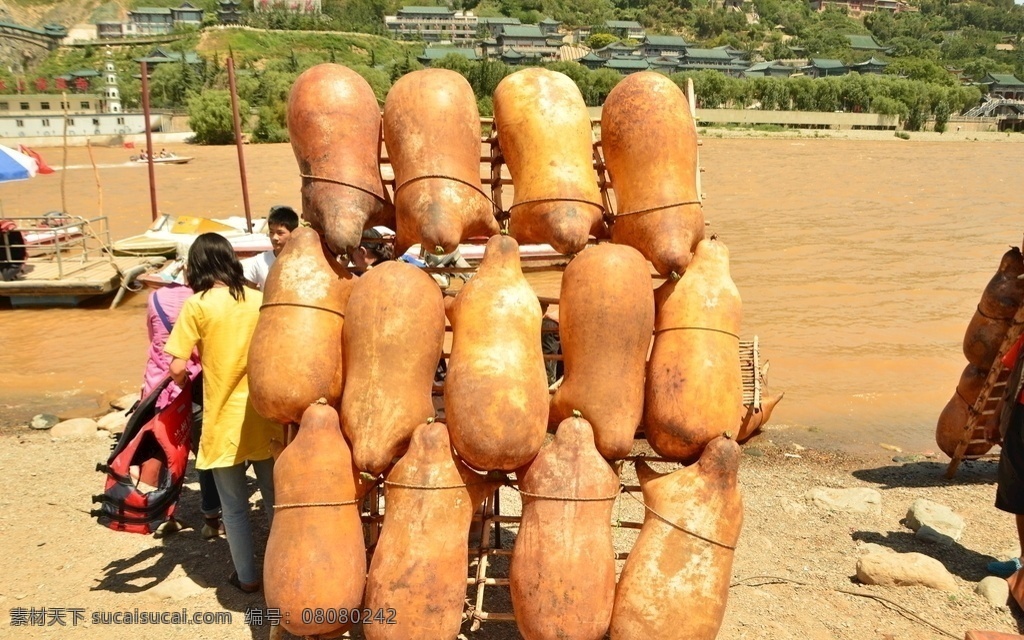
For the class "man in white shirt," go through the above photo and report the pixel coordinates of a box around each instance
[242,205,299,289]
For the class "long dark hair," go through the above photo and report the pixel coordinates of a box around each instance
[185,233,246,301]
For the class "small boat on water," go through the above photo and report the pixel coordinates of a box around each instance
[18,212,83,253]
[113,214,272,258]
[128,155,193,165]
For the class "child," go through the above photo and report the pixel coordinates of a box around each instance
[242,205,299,289]
[141,273,223,540]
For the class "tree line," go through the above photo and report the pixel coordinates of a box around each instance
[177,53,984,143]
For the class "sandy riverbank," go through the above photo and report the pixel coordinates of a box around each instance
[0,422,1019,640]
[697,126,1024,143]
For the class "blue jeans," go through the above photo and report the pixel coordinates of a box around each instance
[198,470,221,517]
[211,458,275,586]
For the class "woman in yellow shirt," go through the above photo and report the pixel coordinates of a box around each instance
[166,233,281,593]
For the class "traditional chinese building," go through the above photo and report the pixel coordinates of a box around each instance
[578,51,607,70]
[385,7,477,43]
[982,73,1024,100]
[126,2,204,35]
[476,16,520,37]
[217,0,244,24]
[604,56,651,74]
[743,60,796,77]
[133,47,203,76]
[538,17,561,35]
[497,24,561,60]
[810,0,913,14]
[677,48,749,75]
[850,57,888,74]
[802,58,849,77]
[603,20,645,40]
[639,34,689,57]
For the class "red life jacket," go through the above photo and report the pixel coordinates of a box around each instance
[91,376,193,534]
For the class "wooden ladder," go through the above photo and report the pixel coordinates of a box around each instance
[946,301,1024,478]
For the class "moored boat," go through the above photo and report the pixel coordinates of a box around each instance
[113,214,272,258]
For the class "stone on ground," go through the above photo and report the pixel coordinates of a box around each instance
[805,487,882,515]
[856,551,957,591]
[50,418,99,439]
[110,393,140,411]
[905,498,965,545]
[975,576,1010,608]
[97,409,131,434]
[30,414,60,430]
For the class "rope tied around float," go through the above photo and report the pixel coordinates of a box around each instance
[299,174,388,206]
[383,479,488,491]
[955,386,981,416]
[274,500,358,510]
[654,326,740,340]
[506,482,622,503]
[393,174,503,219]
[506,196,606,224]
[604,199,703,227]
[975,303,1018,322]
[620,489,737,551]
[260,302,345,319]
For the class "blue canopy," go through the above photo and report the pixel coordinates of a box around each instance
[0,145,38,183]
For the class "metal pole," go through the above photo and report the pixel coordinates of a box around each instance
[140,61,158,223]
[227,57,253,233]
[61,91,68,214]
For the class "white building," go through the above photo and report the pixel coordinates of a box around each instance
[0,50,153,140]
[254,0,322,12]
[102,49,122,114]
[0,112,153,139]
[384,6,478,43]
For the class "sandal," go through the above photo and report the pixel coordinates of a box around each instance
[987,557,1022,578]
[229,571,261,594]
[201,516,224,540]
[153,517,181,539]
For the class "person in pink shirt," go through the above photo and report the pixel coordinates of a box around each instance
[988,332,1024,578]
[141,281,223,540]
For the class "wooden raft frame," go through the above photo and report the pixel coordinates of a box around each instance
[361,101,764,631]
[946,299,1024,478]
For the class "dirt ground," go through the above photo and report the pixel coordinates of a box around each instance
[0,421,1020,640]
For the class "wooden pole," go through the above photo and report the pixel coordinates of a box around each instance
[140,61,158,223]
[61,91,68,213]
[86,140,103,217]
[226,57,253,233]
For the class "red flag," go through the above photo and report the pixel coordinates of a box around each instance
[34,77,47,92]
[19,145,54,175]
[123,141,135,149]
[55,78,67,90]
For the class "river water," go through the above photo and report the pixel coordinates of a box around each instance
[1,139,1020,454]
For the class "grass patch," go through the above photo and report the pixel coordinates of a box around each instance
[124,0,219,9]
[703,122,788,133]
[5,0,64,6]
[198,28,422,68]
